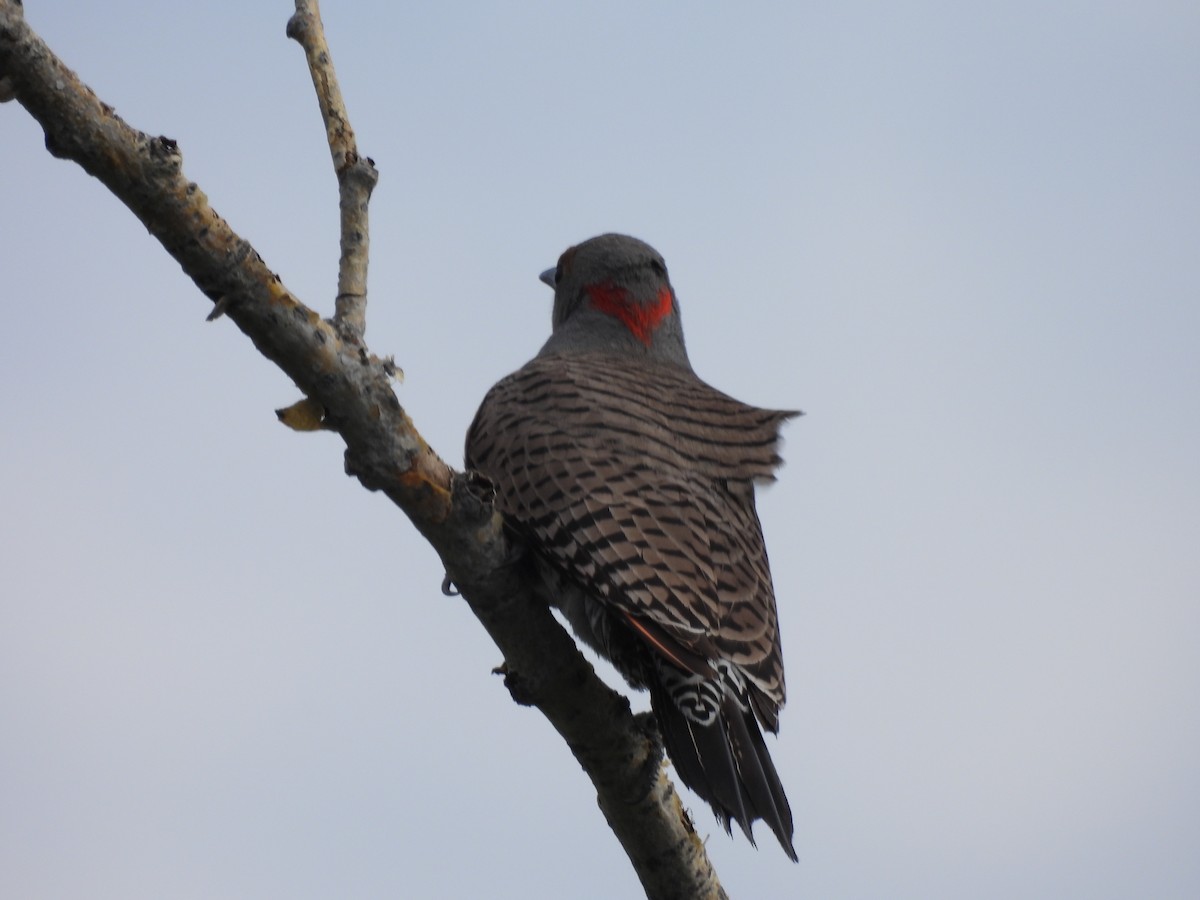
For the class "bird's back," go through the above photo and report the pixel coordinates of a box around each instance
[467,350,799,855]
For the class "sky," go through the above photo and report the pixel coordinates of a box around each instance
[2,2,1198,898]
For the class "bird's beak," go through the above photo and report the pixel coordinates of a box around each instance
[539,267,556,288]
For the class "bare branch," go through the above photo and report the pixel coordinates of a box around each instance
[0,4,729,897]
[286,0,376,339]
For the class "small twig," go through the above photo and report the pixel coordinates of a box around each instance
[286,0,377,341]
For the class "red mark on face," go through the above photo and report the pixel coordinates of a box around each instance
[584,283,673,346]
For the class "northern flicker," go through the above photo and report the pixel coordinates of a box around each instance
[465,233,799,859]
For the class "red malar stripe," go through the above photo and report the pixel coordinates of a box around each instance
[585,283,673,346]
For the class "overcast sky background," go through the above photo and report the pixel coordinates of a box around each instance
[2,3,1198,898]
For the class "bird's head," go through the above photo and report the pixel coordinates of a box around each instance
[538,233,690,368]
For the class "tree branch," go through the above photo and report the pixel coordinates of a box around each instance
[286,0,375,340]
[0,3,727,897]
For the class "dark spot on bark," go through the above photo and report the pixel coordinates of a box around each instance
[499,665,537,707]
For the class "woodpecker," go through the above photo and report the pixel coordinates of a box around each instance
[466,233,798,859]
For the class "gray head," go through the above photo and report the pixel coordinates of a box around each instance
[536,234,691,369]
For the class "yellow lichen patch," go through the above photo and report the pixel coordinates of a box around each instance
[275,397,326,431]
[398,463,453,523]
[266,281,301,311]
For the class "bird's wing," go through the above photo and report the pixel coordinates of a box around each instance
[466,352,796,715]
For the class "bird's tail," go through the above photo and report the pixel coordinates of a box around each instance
[649,659,797,861]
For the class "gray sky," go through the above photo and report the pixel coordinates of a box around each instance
[2,2,1198,898]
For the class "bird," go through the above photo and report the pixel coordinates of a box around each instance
[465,233,799,859]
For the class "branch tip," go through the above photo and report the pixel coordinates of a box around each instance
[206,295,231,321]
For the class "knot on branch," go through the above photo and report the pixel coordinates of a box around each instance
[493,661,538,707]
[151,134,179,157]
[284,11,313,44]
[339,154,379,191]
[452,470,497,527]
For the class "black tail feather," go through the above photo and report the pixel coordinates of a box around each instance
[649,666,797,861]
[723,690,797,860]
